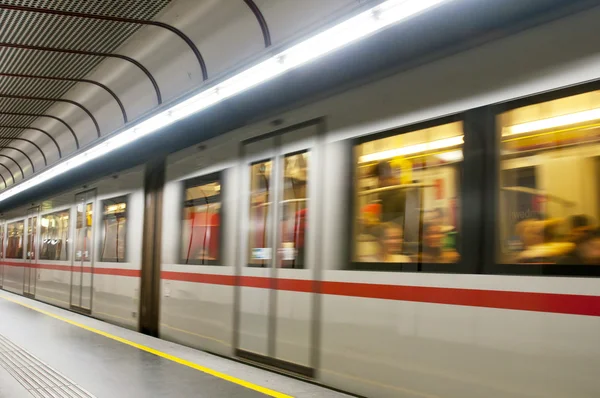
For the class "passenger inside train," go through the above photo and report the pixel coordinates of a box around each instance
[354,122,463,265]
[499,90,600,266]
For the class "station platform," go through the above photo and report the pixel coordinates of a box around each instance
[0,291,349,398]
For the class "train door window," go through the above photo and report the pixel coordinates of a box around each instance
[100,196,127,262]
[180,174,222,265]
[6,221,24,259]
[352,121,463,270]
[40,210,70,261]
[248,160,273,267]
[498,90,600,267]
[279,152,309,269]
[75,202,93,262]
[26,215,37,260]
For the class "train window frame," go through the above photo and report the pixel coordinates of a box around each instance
[488,82,600,278]
[179,171,224,266]
[39,208,71,261]
[346,114,466,273]
[99,195,128,263]
[6,219,25,260]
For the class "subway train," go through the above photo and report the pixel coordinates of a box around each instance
[2,7,600,398]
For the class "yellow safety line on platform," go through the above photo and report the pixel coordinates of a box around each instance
[0,295,293,398]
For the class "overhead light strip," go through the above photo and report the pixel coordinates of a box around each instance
[0,0,449,203]
[503,107,600,136]
[359,135,464,163]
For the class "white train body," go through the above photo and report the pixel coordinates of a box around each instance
[2,6,600,398]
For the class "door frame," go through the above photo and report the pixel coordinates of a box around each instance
[233,118,325,378]
[23,206,39,298]
[69,188,97,314]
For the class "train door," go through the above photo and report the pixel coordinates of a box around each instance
[70,189,96,313]
[236,121,322,377]
[23,207,39,298]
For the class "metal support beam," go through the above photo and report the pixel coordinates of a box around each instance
[0,93,99,139]
[0,137,47,166]
[243,0,272,47]
[0,126,62,158]
[0,171,6,188]
[0,42,162,105]
[0,111,79,149]
[0,73,128,124]
[139,156,165,336]
[0,4,208,81]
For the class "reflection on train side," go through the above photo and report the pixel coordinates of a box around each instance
[40,210,70,261]
[6,221,25,258]
[101,196,127,263]
[499,90,600,265]
[6,220,24,259]
[353,122,462,267]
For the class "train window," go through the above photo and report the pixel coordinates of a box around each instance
[100,196,127,262]
[40,210,70,261]
[352,122,463,269]
[279,152,309,269]
[498,91,600,266]
[181,173,221,265]
[6,221,24,259]
[248,160,272,267]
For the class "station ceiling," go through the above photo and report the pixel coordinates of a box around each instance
[0,0,598,210]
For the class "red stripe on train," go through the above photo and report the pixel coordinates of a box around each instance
[160,271,600,317]
[0,262,141,277]
[3,262,600,316]
[321,281,600,317]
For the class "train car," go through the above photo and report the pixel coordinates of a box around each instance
[0,166,145,330]
[158,6,600,397]
[2,4,600,398]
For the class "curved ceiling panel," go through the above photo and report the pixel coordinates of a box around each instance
[0,0,379,189]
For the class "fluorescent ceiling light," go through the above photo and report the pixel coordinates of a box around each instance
[359,135,464,163]
[503,107,600,136]
[0,0,449,203]
[436,149,463,162]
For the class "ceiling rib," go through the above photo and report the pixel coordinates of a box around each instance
[0,43,162,105]
[0,93,99,141]
[0,155,24,179]
[0,3,208,81]
[0,0,173,190]
[0,126,61,158]
[0,137,47,166]
[0,147,35,173]
[0,42,162,106]
[0,73,128,124]
[0,162,15,185]
[243,0,272,47]
[0,112,77,150]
